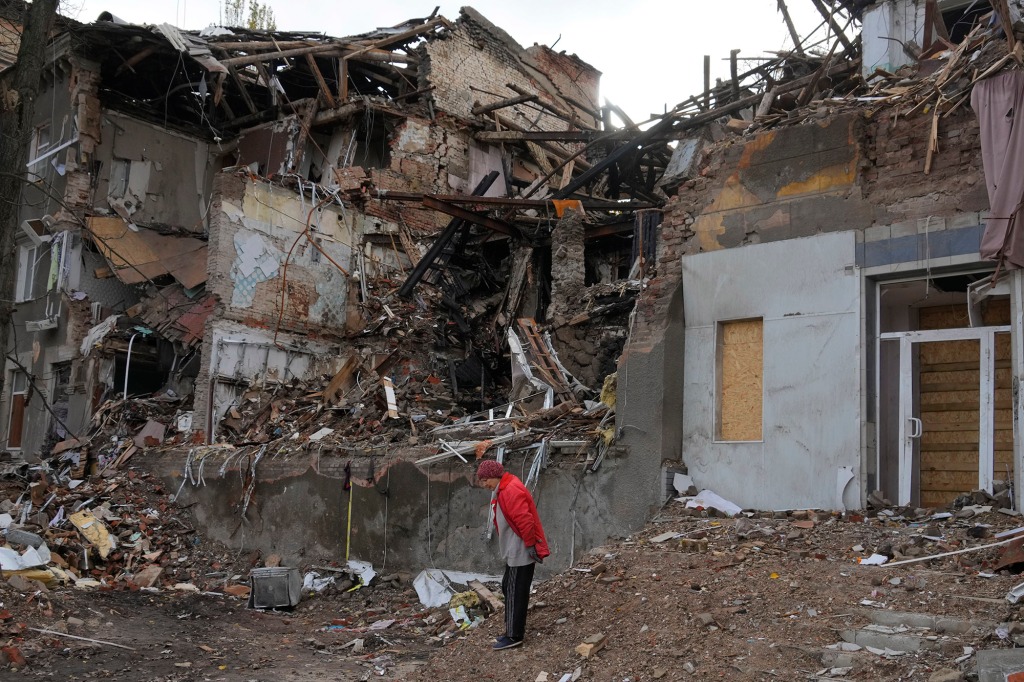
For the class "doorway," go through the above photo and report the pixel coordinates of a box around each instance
[877,277,1012,507]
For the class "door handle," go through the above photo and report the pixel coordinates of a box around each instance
[907,417,922,439]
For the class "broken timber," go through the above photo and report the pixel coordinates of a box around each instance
[397,171,499,298]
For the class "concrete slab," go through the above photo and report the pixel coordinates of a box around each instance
[861,609,995,635]
[841,628,940,653]
[978,649,1024,682]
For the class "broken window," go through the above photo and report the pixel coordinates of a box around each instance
[28,122,50,176]
[107,158,151,218]
[941,0,993,44]
[15,241,41,303]
[48,362,72,444]
[348,116,392,169]
[716,318,763,442]
[6,371,28,450]
[584,235,632,285]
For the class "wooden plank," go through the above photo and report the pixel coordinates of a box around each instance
[925,421,1013,431]
[471,93,537,117]
[919,300,1010,329]
[719,319,763,441]
[289,97,320,174]
[922,429,1013,445]
[221,42,343,68]
[922,360,1011,372]
[922,491,960,508]
[323,355,359,405]
[921,442,986,452]
[305,53,336,108]
[921,470,982,491]
[8,393,25,448]
[397,222,422,268]
[468,580,503,612]
[925,451,1014,467]
[920,382,982,393]
[922,400,1012,411]
[921,453,979,472]
[921,369,981,384]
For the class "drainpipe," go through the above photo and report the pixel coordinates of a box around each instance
[123,332,139,399]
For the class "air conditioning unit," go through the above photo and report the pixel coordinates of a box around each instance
[20,215,55,247]
[91,302,104,324]
[25,317,59,332]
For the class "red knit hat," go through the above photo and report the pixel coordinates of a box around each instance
[476,460,504,480]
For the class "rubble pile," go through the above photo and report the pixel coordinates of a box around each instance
[416,490,1024,682]
[0,461,511,675]
[0,460,248,594]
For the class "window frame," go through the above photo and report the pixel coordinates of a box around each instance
[6,370,28,450]
[14,241,41,303]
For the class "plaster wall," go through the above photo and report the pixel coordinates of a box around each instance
[861,0,924,77]
[94,111,215,233]
[680,231,862,510]
[208,174,353,335]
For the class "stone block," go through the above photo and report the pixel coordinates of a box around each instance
[979,649,1024,682]
[575,633,607,658]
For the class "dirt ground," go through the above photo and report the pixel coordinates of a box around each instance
[5,470,1024,681]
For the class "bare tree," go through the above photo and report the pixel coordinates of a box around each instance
[0,0,60,404]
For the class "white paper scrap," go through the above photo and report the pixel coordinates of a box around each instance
[347,559,377,587]
[308,427,334,442]
[684,489,742,517]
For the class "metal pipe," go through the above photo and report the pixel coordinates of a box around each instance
[123,333,138,399]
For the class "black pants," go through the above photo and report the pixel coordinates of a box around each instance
[501,562,535,641]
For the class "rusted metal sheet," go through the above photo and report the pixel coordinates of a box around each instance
[994,535,1024,571]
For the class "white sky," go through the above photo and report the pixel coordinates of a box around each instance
[69,0,834,121]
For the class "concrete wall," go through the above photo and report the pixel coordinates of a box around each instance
[680,232,862,510]
[147,447,638,577]
[615,281,686,512]
[94,111,215,233]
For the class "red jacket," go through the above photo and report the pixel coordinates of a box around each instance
[492,472,550,560]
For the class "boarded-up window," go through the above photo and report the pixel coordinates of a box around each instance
[7,371,28,449]
[717,319,763,441]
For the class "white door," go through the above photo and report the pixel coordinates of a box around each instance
[883,326,1009,505]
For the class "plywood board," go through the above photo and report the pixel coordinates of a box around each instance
[719,319,762,441]
[918,299,1010,330]
[86,216,208,288]
[916,319,1013,505]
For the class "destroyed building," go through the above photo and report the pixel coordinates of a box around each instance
[0,5,667,573]
[6,0,1024,582]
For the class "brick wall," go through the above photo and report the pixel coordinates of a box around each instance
[634,106,989,347]
[425,12,598,134]
[207,174,354,338]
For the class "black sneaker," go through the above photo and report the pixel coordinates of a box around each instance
[492,636,523,650]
